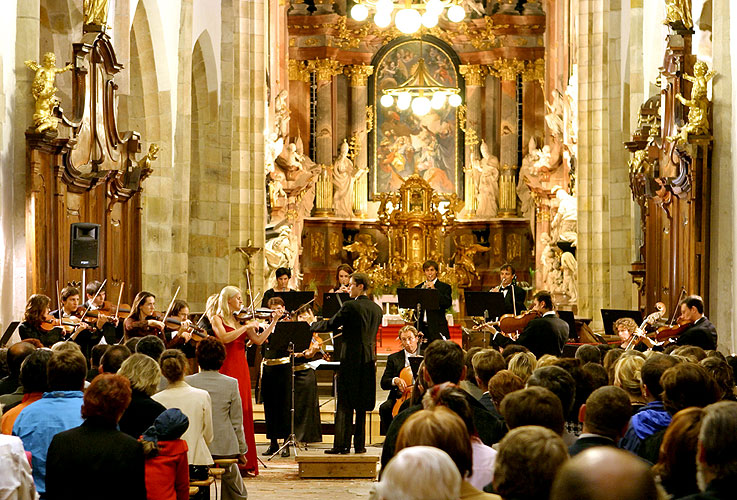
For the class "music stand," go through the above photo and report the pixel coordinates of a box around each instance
[558,310,577,341]
[397,288,441,337]
[322,293,350,318]
[0,321,20,348]
[464,291,506,320]
[273,291,315,314]
[601,309,643,337]
[265,321,312,460]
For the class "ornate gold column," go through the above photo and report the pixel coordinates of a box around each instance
[346,64,373,217]
[460,64,485,216]
[311,59,343,166]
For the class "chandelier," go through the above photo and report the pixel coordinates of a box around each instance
[350,0,466,34]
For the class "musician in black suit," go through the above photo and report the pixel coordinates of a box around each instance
[414,260,452,344]
[676,295,717,350]
[378,325,421,435]
[516,291,569,358]
[310,272,383,454]
[492,264,526,315]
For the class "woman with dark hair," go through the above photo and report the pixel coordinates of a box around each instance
[124,291,166,341]
[18,294,63,347]
[166,299,198,374]
[153,350,214,476]
[329,264,354,293]
[652,407,703,499]
[45,374,145,500]
[261,267,294,307]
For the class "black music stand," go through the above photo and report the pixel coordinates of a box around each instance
[465,291,506,320]
[601,309,643,337]
[322,293,350,318]
[0,321,20,348]
[558,310,577,342]
[397,287,440,335]
[273,291,315,314]
[266,321,312,460]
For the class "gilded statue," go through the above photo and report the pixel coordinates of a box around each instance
[84,0,110,26]
[24,53,73,133]
[343,233,378,272]
[140,143,159,180]
[389,252,409,282]
[452,235,489,286]
[664,0,693,29]
[628,149,651,176]
[670,61,715,144]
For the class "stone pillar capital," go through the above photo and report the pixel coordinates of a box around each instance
[288,59,310,82]
[489,58,525,81]
[345,64,374,87]
[310,59,344,82]
[459,64,487,87]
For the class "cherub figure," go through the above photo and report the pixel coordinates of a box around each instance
[669,61,716,144]
[343,233,378,272]
[24,53,73,133]
[140,144,159,180]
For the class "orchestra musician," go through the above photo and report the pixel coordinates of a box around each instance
[123,291,166,342]
[166,299,198,374]
[329,264,354,294]
[492,264,526,315]
[310,272,382,455]
[613,317,649,351]
[414,260,452,344]
[50,286,97,357]
[261,297,292,457]
[378,325,421,436]
[84,281,121,345]
[18,294,63,347]
[261,267,295,307]
[676,295,717,350]
[515,291,569,358]
[292,306,323,444]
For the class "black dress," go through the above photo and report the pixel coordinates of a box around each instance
[293,351,323,443]
[18,321,62,347]
[118,388,167,439]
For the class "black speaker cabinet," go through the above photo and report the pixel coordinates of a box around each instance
[69,223,100,268]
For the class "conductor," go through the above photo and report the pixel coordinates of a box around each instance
[310,272,382,455]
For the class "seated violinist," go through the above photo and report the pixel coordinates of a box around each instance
[51,286,99,357]
[514,291,569,358]
[84,281,121,345]
[676,295,717,350]
[261,267,295,307]
[379,325,421,436]
[613,317,651,351]
[18,294,63,347]
[123,291,166,342]
[165,299,199,374]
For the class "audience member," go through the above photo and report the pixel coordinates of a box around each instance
[0,348,8,379]
[117,353,167,439]
[186,337,248,500]
[613,354,646,411]
[396,407,500,499]
[372,446,461,500]
[460,347,484,400]
[50,341,82,353]
[552,358,595,436]
[499,387,565,435]
[491,425,568,500]
[87,344,109,382]
[1,349,52,434]
[472,349,506,415]
[602,348,625,384]
[501,345,529,365]
[535,353,559,368]
[12,350,86,495]
[125,336,141,353]
[568,386,631,456]
[527,365,577,444]
[0,342,35,396]
[582,362,608,391]
[0,434,37,499]
[141,408,190,500]
[507,352,536,383]
[153,350,214,474]
[487,370,524,411]
[700,357,736,400]
[672,345,707,362]
[652,407,703,499]
[100,345,132,374]
[137,335,166,361]
[575,344,601,365]
[45,374,144,500]
[705,350,726,361]
[550,447,659,500]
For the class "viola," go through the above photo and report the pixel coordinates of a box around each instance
[654,320,694,342]
[164,316,208,342]
[474,310,540,339]
[391,366,414,417]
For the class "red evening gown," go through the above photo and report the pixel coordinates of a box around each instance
[219,321,259,475]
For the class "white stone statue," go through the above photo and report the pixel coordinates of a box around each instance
[265,132,284,176]
[331,140,366,218]
[539,232,563,294]
[274,89,290,141]
[264,225,294,287]
[551,186,578,246]
[473,140,500,218]
[560,251,578,304]
[518,136,540,220]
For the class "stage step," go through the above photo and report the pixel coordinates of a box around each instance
[296,450,380,479]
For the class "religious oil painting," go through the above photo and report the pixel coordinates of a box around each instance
[373,39,460,197]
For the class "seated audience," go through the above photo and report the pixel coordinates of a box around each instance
[87,344,109,382]
[487,370,524,413]
[652,407,703,499]
[582,362,608,391]
[507,352,536,383]
[535,354,559,368]
[575,344,601,365]
[500,387,565,435]
[491,425,568,499]
[141,408,190,500]
[672,345,707,362]
[0,434,37,499]
[501,345,529,365]
[137,335,166,361]
[550,447,659,500]
[186,337,248,500]
[602,348,625,384]
[396,407,500,499]
[372,446,461,500]
[552,358,594,437]
[12,350,86,496]
[0,342,35,396]
[613,354,646,412]
[472,350,507,415]
[117,353,167,439]
[460,347,484,400]
[45,374,144,500]
[1,349,52,434]
[100,345,132,374]
[568,386,631,456]
[526,366,576,443]
[700,357,737,400]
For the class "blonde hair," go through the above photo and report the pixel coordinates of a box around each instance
[536,354,558,368]
[508,352,537,383]
[216,286,241,328]
[204,294,219,319]
[51,341,82,353]
[118,353,162,396]
[614,355,645,397]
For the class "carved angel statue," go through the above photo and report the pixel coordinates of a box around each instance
[332,140,368,218]
[452,236,490,286]
[473,140,500,218]
[545,90,566,140]
[669,61,715,144]
[628,149,651,176]
[518,137,541,220]
[264,225,294,285]
[274,89,290,140]
[664,0,693,29]
[560,252,578,304]
[140,144,159,180]
[343,233,378,272]
[268,171,287,207]
[389,251,409,282]
[539,232,564,294]
[551,187,578,246]
[84,0,110,26]
[265,132,284,175]
[24,53,73,133]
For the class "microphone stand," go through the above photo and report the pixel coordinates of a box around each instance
[269,341,299,460]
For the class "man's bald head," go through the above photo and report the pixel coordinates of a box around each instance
[7,342,36,377]
[550,447,658,500]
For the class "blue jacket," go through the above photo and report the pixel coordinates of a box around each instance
[12,390,84,494]
[619,400,671,455]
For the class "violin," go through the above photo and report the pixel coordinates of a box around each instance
[474,310,540,339]
[623,302,665,350]
[654,320,694,342]
[392,366,414,417]
[164,316,208,342]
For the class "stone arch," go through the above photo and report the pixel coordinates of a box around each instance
[39,0,81,113]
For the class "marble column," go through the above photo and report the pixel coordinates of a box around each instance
[495,59,522,217]
[346,64,373,217]
[312,59,342,167]
[460,65,485,216]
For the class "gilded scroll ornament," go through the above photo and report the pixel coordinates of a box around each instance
[343,233,379,272]
[140,144,159,181]
[345,64,374,87]
[311,59,344,82]
[458,17,506,50]
[522,59,545,87]
[668,60,715,144]
[288,59,311,83]
[365,106,374,134]
[459,64,486,87]
[457,105,479,147]
[664,0,693,29]
[25,53,73,133]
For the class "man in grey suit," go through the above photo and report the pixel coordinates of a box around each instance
[186,337,248,500]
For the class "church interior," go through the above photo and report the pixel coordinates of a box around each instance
[2,0,737,498]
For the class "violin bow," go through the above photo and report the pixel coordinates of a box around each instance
[115,282,125,317]
[668,287,687,325]
[78,278,107,325]
[161,287,181,324]
[245,269,256,319]
[56,280,63,325]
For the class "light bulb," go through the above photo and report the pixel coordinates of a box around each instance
[421,12,438,28]
[430,92,446,109]
[380,94,395,107]
[412,96,432,116]
[448,93,462,107]
[395,8,422,34]
[350,3,369,21]
[447,4,465,22]
[374,11,392,28]
[376,0,395,13]
[397,92,412,110]
[425,0,443,16]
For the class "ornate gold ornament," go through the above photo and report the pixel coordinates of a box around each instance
[345,64,374,87]
[311,59,345,82]
[457,17,508,50]
[664,0,693,29]
[347,132,362,163]
[457,105,479,146]
[488,58,525,82]
[365,106,374,134]
[288,59,311,82]
[521,58,545,87]
[83,0,109,28]
[24,53,73,133]
[668,60,715,144]
[331,16,372,49]
[459,64,486,87]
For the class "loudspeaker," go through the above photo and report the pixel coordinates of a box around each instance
[69,223,100,268]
